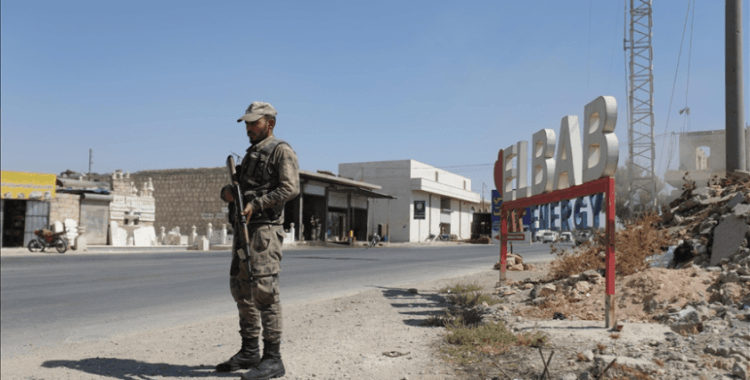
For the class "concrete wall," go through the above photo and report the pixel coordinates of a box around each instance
[410,190,435,242]
[49,193,80,224]
[678,130,727,172]
[666,127,750,190]
[340,160,412,242]
[410,161,471,191]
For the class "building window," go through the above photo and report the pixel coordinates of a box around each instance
[441,197,451,211]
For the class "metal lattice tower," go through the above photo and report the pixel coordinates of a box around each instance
[625,0,657,213]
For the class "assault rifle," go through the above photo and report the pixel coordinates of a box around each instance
[222,156,253,273]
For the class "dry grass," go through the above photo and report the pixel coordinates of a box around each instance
[439,282,483,294]
[424,306,486,328]
[435,281,548,365]
[653,358,664,367]
[438,281,501,308]
[596,343,607,353]
[547,213,671,281]
[576,352,589,362]
[426,281,499,328]
[447,291,501,307]
[609,333,621,339]
[442,321,548,364]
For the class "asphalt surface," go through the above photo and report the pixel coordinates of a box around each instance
[1,242,558,359]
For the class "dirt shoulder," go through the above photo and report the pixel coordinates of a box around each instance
[0,266,540,380]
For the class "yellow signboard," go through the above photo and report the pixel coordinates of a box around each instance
[1,171,57,200]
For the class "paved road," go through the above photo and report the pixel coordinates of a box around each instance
[1,242,557,358]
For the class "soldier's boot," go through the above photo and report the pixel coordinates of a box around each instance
[240,340,285,380]
[215,337,260,372]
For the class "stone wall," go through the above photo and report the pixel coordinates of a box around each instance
[132,167,231,236]
[49,193,80,224]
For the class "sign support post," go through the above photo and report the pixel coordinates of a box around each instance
[604,176,616,328]
[496,149,505,285]
[500,209,507,283]
[500,176,617,328]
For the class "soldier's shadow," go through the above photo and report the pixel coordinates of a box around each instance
[376,286,448,327]
[42,357,236,379]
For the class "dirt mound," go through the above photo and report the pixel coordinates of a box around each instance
[513,266,720,323]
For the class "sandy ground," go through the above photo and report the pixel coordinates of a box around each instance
[1,258,528,380]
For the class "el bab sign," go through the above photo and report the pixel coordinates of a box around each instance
[493,96,619,200]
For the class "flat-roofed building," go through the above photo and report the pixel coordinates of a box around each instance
[339,160,482,242]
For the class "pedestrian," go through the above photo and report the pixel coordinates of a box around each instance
[217,101,300,380]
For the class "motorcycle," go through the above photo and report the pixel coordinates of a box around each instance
[27,225,69,254]
[366,233,381,249]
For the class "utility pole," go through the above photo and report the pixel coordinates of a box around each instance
[726,0,746,172]
[625,0,658,214]
[481,182,485,212]
[88,149,93,180]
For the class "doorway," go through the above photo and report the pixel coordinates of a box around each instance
[302,195,326,241]
[2,200,26,247]
[327,209,346,241]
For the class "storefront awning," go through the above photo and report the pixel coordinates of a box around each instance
[328,186,396,199]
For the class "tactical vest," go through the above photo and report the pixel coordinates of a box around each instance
[239,137,289,225]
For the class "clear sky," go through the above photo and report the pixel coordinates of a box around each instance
[2,1,748,199]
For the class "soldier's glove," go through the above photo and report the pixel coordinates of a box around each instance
[220,185,234,203]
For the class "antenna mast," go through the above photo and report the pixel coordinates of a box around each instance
[625,0,657,214]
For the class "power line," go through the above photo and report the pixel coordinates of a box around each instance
[436,163,493,169]
[606,2,622,91]
[683,0,696,133]
[587,0,593,94]
[657,0,692,175]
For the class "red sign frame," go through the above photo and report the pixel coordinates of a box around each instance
[497,152,617,327]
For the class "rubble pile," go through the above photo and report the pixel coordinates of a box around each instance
[493,253,536,272]
[483,264,750,380]
[660,170,750,268]
[479,171,750,379]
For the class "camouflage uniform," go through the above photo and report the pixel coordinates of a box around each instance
[230,135,299,343]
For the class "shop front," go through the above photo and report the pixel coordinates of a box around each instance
[1,171,57,248]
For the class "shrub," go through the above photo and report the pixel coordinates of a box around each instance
[439,282,483,294]
[547,213,670,280]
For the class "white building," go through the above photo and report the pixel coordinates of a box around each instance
[339,160,481,242]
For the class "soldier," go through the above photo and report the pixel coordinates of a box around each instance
[217,101,300,380]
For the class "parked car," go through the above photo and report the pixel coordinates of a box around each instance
[533,230,548,242]
[559,231,573,243]
[573,229,594,246]
[541,231,558,243]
